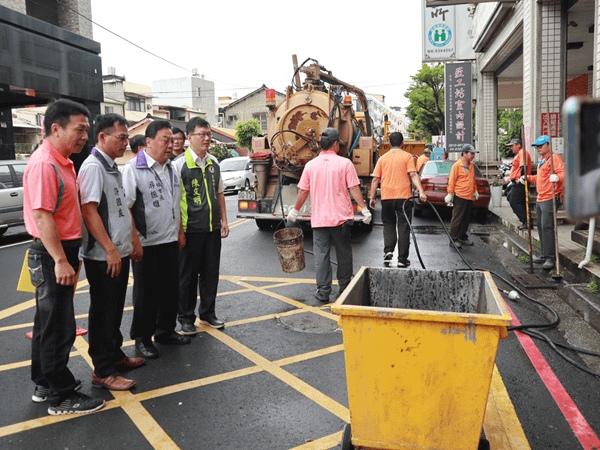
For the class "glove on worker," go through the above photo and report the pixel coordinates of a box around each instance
[444,193,454,204]
[473,191,479,201]
[549,174,559,183]
[287,208,299,222]
[361,209,372,225]
[518,175,526,184]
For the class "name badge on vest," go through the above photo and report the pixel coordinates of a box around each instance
[208,165,215,174]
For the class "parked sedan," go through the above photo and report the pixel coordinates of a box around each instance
[0,160,27,235]
[414,160,491,220]
[220,156,255,193]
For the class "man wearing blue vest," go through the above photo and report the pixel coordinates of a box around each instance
[173,117,229,333]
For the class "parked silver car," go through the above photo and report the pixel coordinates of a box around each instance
[0,160,26,235]
[220,156,255,193]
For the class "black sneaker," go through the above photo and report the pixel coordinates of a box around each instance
[199,316,225,329]
[383,252,393,267]
[397,259,410,268]
[47,392,105,415]
[458,238,474,246]
[32,379,82,403]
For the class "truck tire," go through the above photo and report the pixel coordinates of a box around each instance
[255,219,273,230]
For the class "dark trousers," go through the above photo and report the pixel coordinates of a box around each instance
[29,240,81,404]
[381,198,412,262]
[450,195,473,240]
[85,257,130,378]
[313,221,353,297]
[507,182,527,224]
[131,241,179,342]
[178,231,221,325]
[536,199,560,261]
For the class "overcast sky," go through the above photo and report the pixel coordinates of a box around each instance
[90,0,424,109]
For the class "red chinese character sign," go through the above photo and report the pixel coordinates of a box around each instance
[444,62,472,154]
[541,112,559,137]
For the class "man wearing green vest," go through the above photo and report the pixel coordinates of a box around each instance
[172,117,229,333]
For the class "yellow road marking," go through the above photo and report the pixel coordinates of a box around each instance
[288,431,343,450]
[112,390,179,450]
[229,218,251,228]
[205,327,350,422]
[484,366,531,449]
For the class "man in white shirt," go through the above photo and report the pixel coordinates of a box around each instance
[78,113,142,391]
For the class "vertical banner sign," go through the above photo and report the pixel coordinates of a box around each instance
[423,1,456,62]
[541,112,559,137]
[445,62,472,153]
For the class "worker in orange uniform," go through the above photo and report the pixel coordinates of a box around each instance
[416,148,431,172]
[505,138,532,230]
[370,132,427,267]
[520,135,564,270]
[445,144,479,249]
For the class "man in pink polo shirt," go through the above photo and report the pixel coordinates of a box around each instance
[288,128,371,302]
[23,99,105,415]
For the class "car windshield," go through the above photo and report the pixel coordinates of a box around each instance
[219,158,247,172]
[422,161,483,177]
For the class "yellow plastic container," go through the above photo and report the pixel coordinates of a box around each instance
[331,267,512,450]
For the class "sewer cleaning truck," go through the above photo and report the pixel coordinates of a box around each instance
[237,55,379,230]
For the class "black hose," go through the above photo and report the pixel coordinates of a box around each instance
[403,196,600,378]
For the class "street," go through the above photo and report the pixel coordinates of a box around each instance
[0,194,599,449]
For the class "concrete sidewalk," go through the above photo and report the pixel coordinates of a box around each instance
[488,198,600,279]
[489,197,600,334]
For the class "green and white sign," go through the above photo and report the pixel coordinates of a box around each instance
[422,1,456,61]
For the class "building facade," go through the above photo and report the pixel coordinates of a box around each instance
[0,0,102,163]
[152,75,216,125]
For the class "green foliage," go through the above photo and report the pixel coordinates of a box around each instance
[590,278,599,293]
[209,143,232,162]
[404,63,445,142]
[498,109,523,158]
[518,255,529,264]
[235,119,263,150]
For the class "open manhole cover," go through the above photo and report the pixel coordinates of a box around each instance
[278,311,339,334]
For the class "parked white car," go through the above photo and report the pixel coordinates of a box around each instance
[0,160,27,236]
[220,156,255,193]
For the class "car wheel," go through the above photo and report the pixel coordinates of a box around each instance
[0,227,7,236]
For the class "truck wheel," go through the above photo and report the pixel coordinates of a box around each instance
[255,219,272,230]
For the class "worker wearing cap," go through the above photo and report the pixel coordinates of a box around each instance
[288,127,371,303]
[370,132,427,268]
[505,138,532,230]
[416,148,431,172]
[445,144,479,248]
[521,135,564,270]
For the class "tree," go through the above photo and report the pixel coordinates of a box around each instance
[497,109,523,158]
[209,142,232,161]
[235,119,263,151]
[404,63,445,142]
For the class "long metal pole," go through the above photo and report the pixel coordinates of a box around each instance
[521,124,534,273]
[545,100,562,280]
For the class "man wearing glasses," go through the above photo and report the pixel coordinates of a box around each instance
[78,114,144,391]
[172,117,229,333]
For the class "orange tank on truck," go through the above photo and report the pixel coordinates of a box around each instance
[237,55,379,230]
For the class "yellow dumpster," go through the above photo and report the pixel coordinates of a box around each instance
[332,267,512,450]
